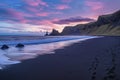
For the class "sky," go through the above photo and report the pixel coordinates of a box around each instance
[0,0,120,35]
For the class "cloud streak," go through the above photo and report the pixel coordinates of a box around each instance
[85,1,104,11]
[24,0,48,7]
[56,4,70,10]
[52,16,95,24]
[0,8,26,22]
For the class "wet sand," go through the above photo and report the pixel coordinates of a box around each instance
[0,36,120,80]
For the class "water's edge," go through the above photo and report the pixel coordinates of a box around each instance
[0,36,98,69]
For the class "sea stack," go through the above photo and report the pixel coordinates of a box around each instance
[45,31,49,36]
[49,29,60,36]
[16,43,24,48]
[1,45,9,50]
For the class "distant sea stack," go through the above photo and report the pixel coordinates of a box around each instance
[45,31,49,36]
[49,29,60,36]
[61,10,120,36]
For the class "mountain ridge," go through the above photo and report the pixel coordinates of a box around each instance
[56,10,120,36]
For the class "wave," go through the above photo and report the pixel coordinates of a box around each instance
[0,36,97,46]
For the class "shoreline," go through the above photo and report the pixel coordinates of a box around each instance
[0,36,120,80]
[0,36,96,46]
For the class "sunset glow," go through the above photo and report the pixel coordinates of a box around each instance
[0,0,120,34]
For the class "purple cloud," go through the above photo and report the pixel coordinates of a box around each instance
[52,16,95,24]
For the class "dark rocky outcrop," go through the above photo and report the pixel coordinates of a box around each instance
[16,43,24,48]
[49,29,60,36]
[96,10,120,26]
[1,45,9,50]
[45,31,49,36]
[61,10,120,36]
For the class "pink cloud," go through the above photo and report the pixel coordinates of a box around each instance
[24,0,48,7]
[37,0,48,6]
[0,7,31,24]
[85,1,104,10]
[20,19,29,24]
[39,20,61,29]
[56,4,70,10]
[5,8,24,20]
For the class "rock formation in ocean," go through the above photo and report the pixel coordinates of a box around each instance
[49,29,60,36]
[45,31,49,36]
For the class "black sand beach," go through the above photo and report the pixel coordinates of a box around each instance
[0,36,120,80]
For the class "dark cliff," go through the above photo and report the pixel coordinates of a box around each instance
[61,10,120,36]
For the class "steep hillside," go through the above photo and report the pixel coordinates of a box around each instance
[60,10,120,36]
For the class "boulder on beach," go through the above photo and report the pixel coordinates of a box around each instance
[1,45,9,50]
[16,43,24,48]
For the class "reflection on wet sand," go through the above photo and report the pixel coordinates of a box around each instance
[0,39,84,69]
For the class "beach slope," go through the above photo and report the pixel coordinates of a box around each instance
[0,36,120,80]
